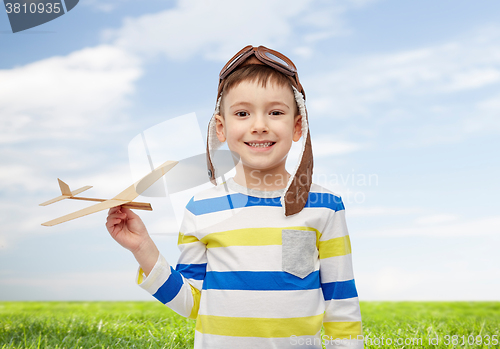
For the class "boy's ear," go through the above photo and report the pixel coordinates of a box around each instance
[215,114,226,143]
[293,115,302,142]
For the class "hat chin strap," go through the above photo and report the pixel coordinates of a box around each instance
[206,86,313,216]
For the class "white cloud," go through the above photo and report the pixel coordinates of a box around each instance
[0,45,142,143]
[414,214,458,225]
[287,137,362,167]
[0,236,8,250]
[357,267,425,299]
[0,270,150,300]
[309,37,500,115]
[347,206,423,217]
[82,0,131,13]
[103,0,378,62]
[358,215,500,237]
[306,26,500,144]
[357,265,500,300]
[312,137,363,157]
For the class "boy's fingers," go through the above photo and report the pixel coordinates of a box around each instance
[106,217,122,229]
[107,211,126,220]
[121,206,139,219]
[108,207,121,215]
[106,212,127,229]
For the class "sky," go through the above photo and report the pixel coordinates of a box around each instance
[1,0,499,301]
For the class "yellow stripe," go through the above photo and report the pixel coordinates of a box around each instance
[178,232,200,245]
[188,285,201,320]
[319,235,351,259]
[323,321,362,339]
[200,226,320,248]
[196,314,323,337]
[137,268,144,284]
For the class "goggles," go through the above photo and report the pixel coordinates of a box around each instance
[217,45,305,99]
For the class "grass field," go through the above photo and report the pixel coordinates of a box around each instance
[0,301,498,348]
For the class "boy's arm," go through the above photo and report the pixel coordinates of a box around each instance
[135,207,206,320]
[319,198,364,349]
[106,205,205,319]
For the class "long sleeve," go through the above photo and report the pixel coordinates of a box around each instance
[319,198,364,348]
[137,206,207,320]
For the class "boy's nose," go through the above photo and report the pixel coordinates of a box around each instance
[251,114,269,133]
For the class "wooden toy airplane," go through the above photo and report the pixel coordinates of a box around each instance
[40,160,178,226]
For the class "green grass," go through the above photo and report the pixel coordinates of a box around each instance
[360,302,500,348]
[0,301,498,348]
[0,302,195,349]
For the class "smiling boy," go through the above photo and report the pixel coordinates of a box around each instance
[214,75,302,191]
[107,46,363,348]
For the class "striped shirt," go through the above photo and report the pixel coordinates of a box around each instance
[137,178,363,348]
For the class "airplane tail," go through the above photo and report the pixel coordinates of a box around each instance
[39,179,92,206]
[58,178,72,196]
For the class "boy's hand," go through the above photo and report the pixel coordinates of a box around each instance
[106,206,148,253]
[106,206,159,276]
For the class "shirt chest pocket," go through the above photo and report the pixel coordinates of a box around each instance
[282,229,317,279]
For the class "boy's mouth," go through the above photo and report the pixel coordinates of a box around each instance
[244,141,276,148]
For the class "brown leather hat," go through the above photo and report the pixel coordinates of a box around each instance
[206,45,313,216]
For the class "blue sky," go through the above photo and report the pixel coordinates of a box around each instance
[1,0,499,301]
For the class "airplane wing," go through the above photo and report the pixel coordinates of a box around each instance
[135,160,179,195]
[39,194,70,206]
[41,160,179,226]
[112,160,179,201]
[41,199,128,226]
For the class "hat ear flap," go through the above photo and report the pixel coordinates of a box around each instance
[281,86,313,216]
[207,96,223,184]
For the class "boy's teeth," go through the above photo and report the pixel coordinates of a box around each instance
[249,142,273,147]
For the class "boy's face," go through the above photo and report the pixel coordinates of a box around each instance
[215,80,302,178]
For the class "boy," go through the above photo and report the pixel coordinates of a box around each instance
[106,45,363,348]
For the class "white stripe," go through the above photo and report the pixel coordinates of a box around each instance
[320,209,349,241]
[199,289,325,318]
[179,208,197,233]
[323,297,363,322]
[194,204,332,236]
[310,183,341,198]
[194,183,235,200]
[206,245,320,273]
[138,253,171,294]
[319,254,354,283]
[178,242,207,265]
[164,281,194,318]
[186,278,203,291]
[207,245,282,272]
[195,207,245,233]
[195,331,323,349]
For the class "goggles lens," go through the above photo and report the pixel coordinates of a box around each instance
[263,51,291,69]
[219,46,254,81]
[225,51,249,72]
